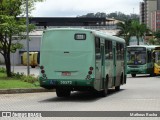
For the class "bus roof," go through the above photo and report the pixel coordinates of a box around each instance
[43,28,125,43]
[127,45,160,49]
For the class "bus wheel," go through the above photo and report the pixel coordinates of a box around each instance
[150,69,155,77]
[31,66,35,68]
[115,73,122,91]
[100,76,109,97]
[131,74,136,77]
[56,88,71,97]
[115,86,120,91]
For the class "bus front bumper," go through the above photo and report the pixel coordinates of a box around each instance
[127,68,147,74]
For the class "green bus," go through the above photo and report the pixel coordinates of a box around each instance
[127,45,160,77]
[39,28,127,97]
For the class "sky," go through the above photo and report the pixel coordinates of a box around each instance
[31,0,143,17]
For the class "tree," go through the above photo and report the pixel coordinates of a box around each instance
[0,0,44,77]
[131,20,150,45]
[149,30,160,45]
[78,12,140,21]
[117,20,150,46]
[95,12,107,18]
[148,38,157,45]
[107,12,139,21]
[116,20,132,46]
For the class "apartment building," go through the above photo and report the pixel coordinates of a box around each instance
[151,10,160,31]
[140,0,160,31]
[140,0,157,28]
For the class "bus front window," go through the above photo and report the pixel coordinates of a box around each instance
[155,51,160,65]
[127,51,146,65]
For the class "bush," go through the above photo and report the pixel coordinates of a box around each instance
[0,68,39,85]
[12,72,24,79]
[0,67,6,73]
[21,74,38,83]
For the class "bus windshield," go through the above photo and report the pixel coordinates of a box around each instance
[127,50,146,65]
[155,51,160,65]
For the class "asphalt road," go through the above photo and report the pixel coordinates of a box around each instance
[0,73,160,119]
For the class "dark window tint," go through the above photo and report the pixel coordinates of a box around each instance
[116,43,124,60]
[74,34,86,40]
[105,40,112,59]
[95,37,101,60]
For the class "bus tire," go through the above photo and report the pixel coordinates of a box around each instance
[115,86,120,91]
[100,76,109,97]
[131,74,136,77]
[31,66,36,68]
[150,68,155,77]
[56,88,71,97]
[115,74,122,91]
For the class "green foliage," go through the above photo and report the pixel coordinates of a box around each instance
[148,38,156,45]
[0,0,44,77]
[0,68,38,84]
[11,72,38,84]
[116,20,132,46]
[107,12,139,21]
[0,0,44,16]
[0,67,6,73]
[151,30,160,45]
[154,30,160,38]
[21,74,38,84]
[117,20,150,45]
[10,43,23,53]
[78,12,139,21]
[11,72,24,79]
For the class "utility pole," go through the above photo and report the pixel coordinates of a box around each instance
[26,0,30,75]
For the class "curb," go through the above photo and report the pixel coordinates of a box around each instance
[0,88,55,94]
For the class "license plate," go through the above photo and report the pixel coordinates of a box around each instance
[60,81,72,85]
[62,72,71,76]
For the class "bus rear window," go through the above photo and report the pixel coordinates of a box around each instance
[74,34,86,40]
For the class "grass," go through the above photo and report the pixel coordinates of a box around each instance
[0,72,41,89]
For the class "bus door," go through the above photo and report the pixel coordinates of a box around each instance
[95,37,105,90]
[113,42,117,86]
[100,39,105,89]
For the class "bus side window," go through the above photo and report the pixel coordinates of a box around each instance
[105,40,109,59]
[105,40,112,59]
[116,43,124,60]
[95,37,101,59]
[116,43,119,60]
[120,44,124,60]
[109,41,112,59]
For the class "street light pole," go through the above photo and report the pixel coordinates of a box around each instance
[26,0,30,75]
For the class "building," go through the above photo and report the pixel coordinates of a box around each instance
[140,2,145,24]
[140,0,157,28]
[139,0,160,31]
[0,17,120,65]
[151,10,160,31]
[157,0,160,9]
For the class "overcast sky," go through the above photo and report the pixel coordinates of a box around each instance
[31,0,143,17]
